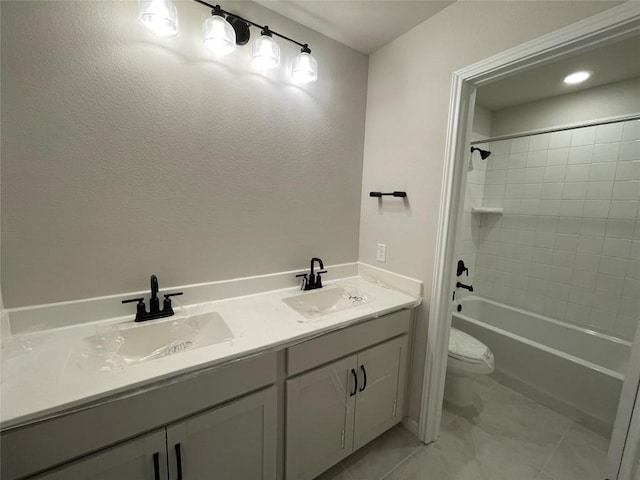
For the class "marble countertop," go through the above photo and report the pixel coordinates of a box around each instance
[0,275,420,430]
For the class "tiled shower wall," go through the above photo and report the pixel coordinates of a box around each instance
[469,119,639,339]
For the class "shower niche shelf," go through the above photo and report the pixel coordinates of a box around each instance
[471,207,503,215]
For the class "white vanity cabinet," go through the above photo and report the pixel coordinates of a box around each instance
[2,353,277,480]
[33,429,168,480]
[34,386,277,480]
[285,310,411,480]
[166,386,277,480]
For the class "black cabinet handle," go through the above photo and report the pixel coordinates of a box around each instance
[359,365,367,392]
[350,369,358,396]
[153,452,160,480]
[175,443,183,480]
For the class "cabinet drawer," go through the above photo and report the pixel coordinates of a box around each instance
[2,352,276,480]
[287,309,411,377]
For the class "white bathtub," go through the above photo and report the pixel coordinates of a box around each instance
[452,296,632,436]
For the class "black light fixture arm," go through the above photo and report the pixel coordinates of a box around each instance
[192,0,311,51]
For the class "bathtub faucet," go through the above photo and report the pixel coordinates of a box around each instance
[456,281,474,292]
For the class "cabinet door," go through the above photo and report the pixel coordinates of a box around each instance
[166,386,277,480]
[353,335,409,451]
[286,354,358,480]
[33,429,167,480]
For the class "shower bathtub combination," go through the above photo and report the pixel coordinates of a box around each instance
[452,296,631,436]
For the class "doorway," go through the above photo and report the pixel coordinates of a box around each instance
[418,3,640,479]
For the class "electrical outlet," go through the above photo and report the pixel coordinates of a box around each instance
[376,243,387,263]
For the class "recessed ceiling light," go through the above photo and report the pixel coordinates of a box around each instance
[564,71,591,85]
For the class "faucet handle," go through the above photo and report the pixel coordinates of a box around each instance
[296,273,308,290]
[162,292,183,313]
[122,297,147,321]
[122,297,145,304]
[315,270,327,289]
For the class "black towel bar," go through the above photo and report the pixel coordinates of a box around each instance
[369,191,407,198]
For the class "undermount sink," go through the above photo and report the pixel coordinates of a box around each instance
[73,312,234,369]
[282,287,366,320]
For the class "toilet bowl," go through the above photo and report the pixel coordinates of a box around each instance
[444,327,495,407]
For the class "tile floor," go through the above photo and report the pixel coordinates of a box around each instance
[315,376,610,480]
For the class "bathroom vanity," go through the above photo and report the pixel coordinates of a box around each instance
[0,273,420,480]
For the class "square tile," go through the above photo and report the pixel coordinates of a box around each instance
[527,150,548,167]
[588,163,616,181]
[568,145,593,164]
[595,122,624,143]
[529,133,551,151]
[621,119,640,142]
[574,253,600,273]
[577,236,603,255]
[585,182,613,200]
[592,143,619,163]
[565,164,590,182]
[598,256,629,276]
[543,424,607,480]
[602,237,631,258]
[511,136,531,153]
[341,425,421,480]
[561,183,587,200]
[492,139,512,156]
[582,200,610,218]
[608,201,638,219]
[558,200,584,217]
[541,183,563,199]
[605,219,635,239]
[571,126,596,146]
[580,218,607,237]
[544,166,566,183]
[546,148,569,166]
[549,130,572,149]
[615,161,640,181]
[619,140,640,161]
[612,181,639,200]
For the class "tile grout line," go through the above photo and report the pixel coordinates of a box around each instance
[538,422,573,476]
[378,444,424,480]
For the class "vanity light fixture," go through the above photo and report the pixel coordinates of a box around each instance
[563,71,591,85]
[138,0,179,37]
[203,5,236,56]
[138,0,318,82]
[291,46,318,83]
[252,27,281,71]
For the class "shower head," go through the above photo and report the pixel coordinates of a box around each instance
[470,146,491,160]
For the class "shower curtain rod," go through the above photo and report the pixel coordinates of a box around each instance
[470,112,640,146]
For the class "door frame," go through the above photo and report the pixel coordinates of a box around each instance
[418,1,640,445]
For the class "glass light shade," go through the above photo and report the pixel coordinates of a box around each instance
[291,52,318,83]
[252,35,280,71]
[138,0,179,37]
[203,15,236,56]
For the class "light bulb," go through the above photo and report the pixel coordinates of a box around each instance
[564,71,591,85]
[203,15,236,56]
[138,0,179,37]
[252,33,280,71]
[291,51,318,83]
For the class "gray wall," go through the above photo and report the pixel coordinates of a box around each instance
[491,77,640,137]
[1,1,368,307]
[359,0,622,423]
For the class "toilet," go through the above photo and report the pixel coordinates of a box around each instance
[444,327,495,407]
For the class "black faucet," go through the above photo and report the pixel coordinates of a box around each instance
[122,275,184,322]
[456,281,474,292]
[296,257,327,291]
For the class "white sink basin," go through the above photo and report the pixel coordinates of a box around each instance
[76,312,233,368]
[283,287,366,320]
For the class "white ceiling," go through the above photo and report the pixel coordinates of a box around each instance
[476,35,640,111]
[254,0,454,54]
